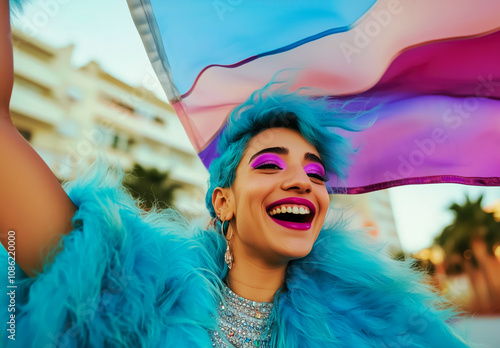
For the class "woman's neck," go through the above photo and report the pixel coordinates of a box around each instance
[225,256,287,303]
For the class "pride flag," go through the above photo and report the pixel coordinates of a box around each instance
[127,0,500,193]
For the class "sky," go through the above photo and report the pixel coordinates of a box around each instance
[389,184,500,252]
[11,0,500,253]
[12,0,166,100]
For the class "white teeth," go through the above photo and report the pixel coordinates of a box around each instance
[268,205,311,216]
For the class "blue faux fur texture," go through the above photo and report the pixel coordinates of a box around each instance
[9,0,29,14]
[1,162,469,347]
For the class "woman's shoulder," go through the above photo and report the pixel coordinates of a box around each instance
[2,160,225,347]
[62,158,227,277]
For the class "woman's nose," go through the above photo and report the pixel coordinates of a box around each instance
[280,166,312,193]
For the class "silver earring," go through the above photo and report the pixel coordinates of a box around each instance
[222,220,233,269]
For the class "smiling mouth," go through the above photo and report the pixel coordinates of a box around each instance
[267,204,313,224]
[266,198,316,230]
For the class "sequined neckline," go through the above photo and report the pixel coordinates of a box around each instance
[211,283,274,348]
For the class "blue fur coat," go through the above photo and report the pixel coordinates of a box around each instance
[1,164,469,347]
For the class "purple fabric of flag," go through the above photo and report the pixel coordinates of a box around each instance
[127,0,500,193]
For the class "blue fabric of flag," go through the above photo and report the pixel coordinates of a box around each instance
[146,0,377,95]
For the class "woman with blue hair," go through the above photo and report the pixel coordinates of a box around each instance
[0,1,468,347]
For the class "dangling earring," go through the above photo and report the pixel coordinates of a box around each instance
[222,220,234,269]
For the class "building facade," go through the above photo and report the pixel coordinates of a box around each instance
[10,27,209,217]
[330,191,402,255]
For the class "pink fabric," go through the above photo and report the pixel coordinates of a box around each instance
[140,0,500,191]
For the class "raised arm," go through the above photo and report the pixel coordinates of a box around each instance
[0,0,76,277]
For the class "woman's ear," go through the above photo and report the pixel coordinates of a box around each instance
[212,187,234,220]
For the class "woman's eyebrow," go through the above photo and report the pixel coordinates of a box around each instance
[248,147,288,163]
[305,153,325,168]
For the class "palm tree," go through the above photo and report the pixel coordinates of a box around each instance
[123,163,182,211]
[434,195,500,313]
[435,196,500,268]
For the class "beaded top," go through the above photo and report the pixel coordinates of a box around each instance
[210,284,274,348]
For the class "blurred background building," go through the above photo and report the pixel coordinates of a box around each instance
[10,27,208,217]
[331,191,402,255]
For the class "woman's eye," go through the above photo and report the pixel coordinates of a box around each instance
[307,172,329,182]
[304,163,328,183]
[250,154,286,170]
[255,162,282,170]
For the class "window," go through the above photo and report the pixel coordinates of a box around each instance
[17,128,32,142]
[153,116,165,125]
[111,134,120,149]
[14,74,52,97]
[127,138,136,152]
[100,94,135,116]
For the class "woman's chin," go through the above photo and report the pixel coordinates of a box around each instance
[274,244,314,261]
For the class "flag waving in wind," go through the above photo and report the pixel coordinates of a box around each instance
[127,0,500,193]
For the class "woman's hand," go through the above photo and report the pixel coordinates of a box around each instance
[0,0,77,277]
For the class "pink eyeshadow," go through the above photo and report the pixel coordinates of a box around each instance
[304,162,326,177]
[250,153,287,169]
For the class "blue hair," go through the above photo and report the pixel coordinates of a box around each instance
[205,79,373,218]
[9,0,29,14]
